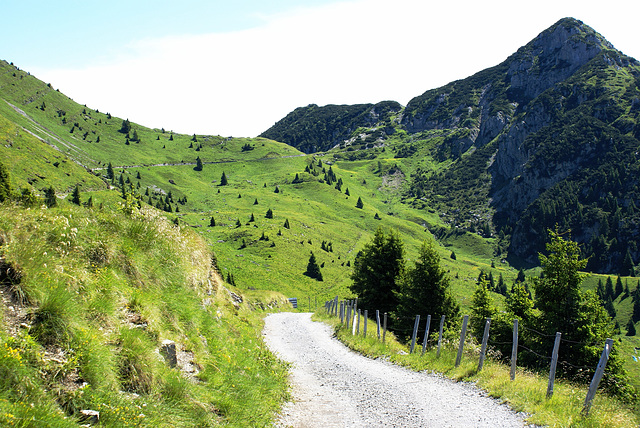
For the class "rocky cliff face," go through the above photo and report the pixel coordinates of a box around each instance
[403,17,640,271]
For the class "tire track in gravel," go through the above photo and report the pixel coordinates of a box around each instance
[263,312,530,428]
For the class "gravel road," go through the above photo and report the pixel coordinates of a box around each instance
[263,312,530,428]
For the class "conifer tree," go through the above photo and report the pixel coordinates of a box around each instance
[249,213,255,222]
[44,186,57,208]
[471,278,495,339]
[533,229,624,387]
[265,208,273,219]
[615,276,624,298]
[605,276,615,300]
[0,162,13,203]
[350,228,404,318]
[119,119,131,134]
[395,239,460,336]
[622,249,635,277]
[220,171,228,186]
[209,217,216,227]
[506,281,534,321]
[304,252,323,281]
[626,319,636,336]
[596,279,606,301]
[70,185,81,205]
[106,162,115,180]
[283,219,290,229]
[195,156,203,171]
[355,197,363,209]
[253,198,258,205]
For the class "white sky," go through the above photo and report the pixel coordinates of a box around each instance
[6,0,640,137]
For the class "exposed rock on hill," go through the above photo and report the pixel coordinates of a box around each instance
[259,101,402,153]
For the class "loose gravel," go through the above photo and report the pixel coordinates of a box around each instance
[263,312,531,427]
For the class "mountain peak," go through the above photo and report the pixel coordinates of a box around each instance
[532,17,614,53]
[505,17,614,102]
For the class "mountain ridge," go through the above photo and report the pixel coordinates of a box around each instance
[260,17,640,274]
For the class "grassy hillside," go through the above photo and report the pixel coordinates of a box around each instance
[0,202,290,426]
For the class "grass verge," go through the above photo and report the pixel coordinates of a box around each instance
[313,311,639,428]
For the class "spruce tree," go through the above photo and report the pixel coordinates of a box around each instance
[220,171,228,186]
[621,249,635,277]
[471,278,495,339]
[626,319,636,336]
[534,229,623,388]
[350,228,404,319]
[44,186,57,208]
[195,156,203,171]
[355,197,363,209]
[0,162,13,203]
[605,276,615,300]
[615,276,624,298]
[70,185,81,205]
[283,218,290,229]
[209,217,216,227]
[395,239,460,336]
[119,119,131,134]
[265,208,274,219]
[596,279,606,301]
[106,162,115,180]
[304,252,323,281]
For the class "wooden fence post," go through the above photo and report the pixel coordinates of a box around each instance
[352,311,357,335]
[546,332,562,398]
[582,338,614,416]
[346,303,351,329]
[437,315,445,358]
[410,315,420,354]
[383,312,388,343]
[422,315,432,355]
[510,318,518,381]
[477,318,491,372]
[376,310,381,339]
[364,309,368,338]
[455,315,469,367]
[356,309,361,335]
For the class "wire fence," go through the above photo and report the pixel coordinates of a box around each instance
[323,296,615,417]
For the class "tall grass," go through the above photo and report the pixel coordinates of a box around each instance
[0,203,290,426]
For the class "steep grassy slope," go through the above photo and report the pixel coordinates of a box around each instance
[0,203,290,427]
